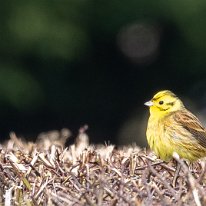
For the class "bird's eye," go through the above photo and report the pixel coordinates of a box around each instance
[159,101,164,105]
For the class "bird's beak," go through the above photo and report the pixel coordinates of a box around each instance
[144,100,153,107]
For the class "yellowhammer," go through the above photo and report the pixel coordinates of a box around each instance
[145,90,206,162]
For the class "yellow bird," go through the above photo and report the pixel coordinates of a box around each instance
[145,90,206,162]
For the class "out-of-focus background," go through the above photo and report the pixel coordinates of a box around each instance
[1,1,206,146]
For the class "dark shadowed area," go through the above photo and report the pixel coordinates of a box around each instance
[1,1,206,146]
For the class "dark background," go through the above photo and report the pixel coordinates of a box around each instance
[1,1,206,146]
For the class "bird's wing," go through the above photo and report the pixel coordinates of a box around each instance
[173,109,206,148]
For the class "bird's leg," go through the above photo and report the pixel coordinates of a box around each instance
[172,161,181,187]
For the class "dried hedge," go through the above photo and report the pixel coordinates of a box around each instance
[0,128,206,205]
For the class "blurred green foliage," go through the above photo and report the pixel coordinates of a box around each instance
[1,1,206,144]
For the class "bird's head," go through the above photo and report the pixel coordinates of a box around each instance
[145,90,185,117]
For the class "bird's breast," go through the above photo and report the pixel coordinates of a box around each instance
[146,116,173,161]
